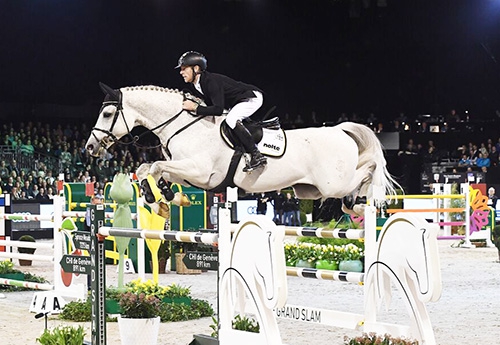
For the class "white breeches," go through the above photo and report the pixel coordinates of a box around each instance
[226,91,263,129]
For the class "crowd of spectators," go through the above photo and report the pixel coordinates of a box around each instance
[0,121,164,200]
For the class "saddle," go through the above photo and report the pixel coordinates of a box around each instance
[220,117,287,157]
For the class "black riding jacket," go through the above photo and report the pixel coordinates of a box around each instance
[188,71,262,116]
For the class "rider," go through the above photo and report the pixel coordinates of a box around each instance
[176,51,267,172]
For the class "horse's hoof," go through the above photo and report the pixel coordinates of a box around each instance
[341,204,357,217]
[353,204,366,216]
[342,195,355,210]
[173,192,191,207]
[157,202,170,219]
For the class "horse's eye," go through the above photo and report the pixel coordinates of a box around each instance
[101,105,116,118]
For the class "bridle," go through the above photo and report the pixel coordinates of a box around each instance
[90,90,206,156]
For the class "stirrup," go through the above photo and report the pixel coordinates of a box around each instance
[243,155,267,173]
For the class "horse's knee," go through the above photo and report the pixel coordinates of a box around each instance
[136,163,152,180]
[150,161,164,177]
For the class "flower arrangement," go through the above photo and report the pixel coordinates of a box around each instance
[344,332,418,345]
[337,243,364,261]
[119,291,161,319]
[125,279,191,299]
[314,244,342,264]
[284,242,364,267]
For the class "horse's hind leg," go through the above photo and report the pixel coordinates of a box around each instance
[340,163,375,216]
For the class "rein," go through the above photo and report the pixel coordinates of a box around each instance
[92,91,206,153]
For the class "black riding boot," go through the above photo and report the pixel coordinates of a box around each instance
[233,121,267,172]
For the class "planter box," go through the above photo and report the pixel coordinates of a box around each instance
[0,273,25,281]
[105,299,121,314]
[162,296,191,306]
[107,296,192,314]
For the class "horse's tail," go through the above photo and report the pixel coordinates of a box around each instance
[338,122,400,206]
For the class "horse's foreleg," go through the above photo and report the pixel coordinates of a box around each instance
[149,159,206,207]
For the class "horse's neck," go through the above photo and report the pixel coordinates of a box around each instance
[122,87,224,146]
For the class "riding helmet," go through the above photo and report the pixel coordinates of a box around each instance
[175,51,207,71]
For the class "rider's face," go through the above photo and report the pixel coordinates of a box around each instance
[180,66,198,83]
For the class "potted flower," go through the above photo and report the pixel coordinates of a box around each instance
[338,243,364,272]
[284,242,299,266]
[314,244,340,271]
[294,242,317,268]
[118,291,162,345]
[18,234,36,266]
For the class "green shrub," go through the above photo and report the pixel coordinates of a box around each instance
[232,314,259,333]
[18,235,36,254]
[36,325,85,345]
[59,296,213,323]
[59,299,92,322]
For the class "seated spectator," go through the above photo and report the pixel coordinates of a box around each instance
[446,108,461,123]
[391,119,404,132]
[476,153,491,169]
[0,161,9,182]
[11,186,21,200]
[20,139,35,156]
[47,187,56,199]
[21,180,35,199]
[36,187,50,200]
[489,146,499,166]
[458,154,471,168]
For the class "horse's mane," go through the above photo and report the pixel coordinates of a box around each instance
[121,85,203,105]
[121,85,183,94]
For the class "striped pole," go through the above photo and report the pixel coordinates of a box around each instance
[386,207,465,213]
[283,226,364,240]
[98,226,219,245]
[0,213,53,222]
[0,278,54,291]
[286,267,364,284]
[70,202,117,208]
[436,221,465,226]
[62,211,137,220]
[386,194,466,200]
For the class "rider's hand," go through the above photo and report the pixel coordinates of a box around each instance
[182,100,198,112]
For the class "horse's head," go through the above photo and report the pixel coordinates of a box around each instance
[85,83,134,157]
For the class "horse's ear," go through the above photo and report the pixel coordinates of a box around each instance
[99,82,120,100]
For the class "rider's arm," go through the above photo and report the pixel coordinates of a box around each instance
[196,78,225,116]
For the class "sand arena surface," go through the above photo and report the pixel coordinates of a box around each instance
[0,238,499,345]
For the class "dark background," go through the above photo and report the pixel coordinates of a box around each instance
[1,0,500,122]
